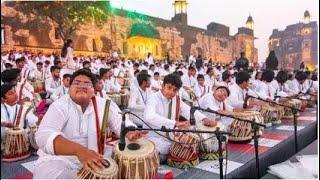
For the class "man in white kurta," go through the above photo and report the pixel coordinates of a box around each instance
[33,69,143,179]
[144,73,215,160]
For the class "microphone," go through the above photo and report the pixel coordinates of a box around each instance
[190,106,197,125]
[118,109,131,151]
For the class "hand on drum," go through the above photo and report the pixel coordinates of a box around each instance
[18,97,30,105]
[76,147,105,170]
[175,121,190,129]
[126,131,148,141]
[1,122,15,128]
[202,118,217,127]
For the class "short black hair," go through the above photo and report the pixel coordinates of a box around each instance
[50,65,61,72]
[154,72,160,76]
[222,71,231,81]
[140,69,149,75]
[137,73,151,86]
[54,60,61,66]
[133,63,140,67]
[134,69,140,76]
[206,67,213,74]
[276,71,288,84]
[70,69,97,86]
[197,74,204,80]
[295,71,307,81]
[99,68,109,77]
[235,71,251,85]
[188,65,196,71]
[1,84,15,99]
[63,73,72,79]
[83,61,91,66]
[261,70,275,83]
[5,63,13,69]
[1,69,21,83]
[36,62,43,66]
[311,73,317,81]
[164,64,169,70]
[163,73,182,89]
[15,57,25,64]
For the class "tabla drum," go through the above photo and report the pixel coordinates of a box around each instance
[108,94,121,106]
[28,126,38,150]
[77,157,118,179]
[282,99,302,119]
[123,78,130,87]
[196,121,227,160]
[112,138,160,179]
[260,104,285,126]
[120,92,129,108]
[31,81,45,93]
[229,111,264,143]
[167,132,200,169]
[2,128,30,162]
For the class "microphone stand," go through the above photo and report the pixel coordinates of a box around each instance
[249,95,303,153]
[192,106,266,179]
[124,110,230,179]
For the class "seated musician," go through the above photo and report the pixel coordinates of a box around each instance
[144,73,216,164]
[50,73,72,101]
[128,73,153,127]
[33,69,146,179]
[45,66,62,97]
[194,74,211,99]
[1,69,34,104]
[93,75,108,99]
[255,70,276,101]
[227,71,261,109]
[199,85,235,127]
[100,68,122,94]
[1,84,40,147]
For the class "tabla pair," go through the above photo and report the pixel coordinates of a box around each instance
[260,104,285,127]
[108,92,129,108]
[78,138,160,179]
[2,127,38,162]
[167,121,227,169]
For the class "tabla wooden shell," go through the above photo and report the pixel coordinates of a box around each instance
[108,94,121,106]
[77,157,118,179]
[260,104,285,125]
[112,138,160,179]
[229,111,264,142]
[2,128,30,162]
[28,126,38,150]
[120,92,129,107]
[282,99,302,118]
[196,121,227,160]
[167,132,200,168]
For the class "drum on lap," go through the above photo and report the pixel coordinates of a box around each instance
[112,138,159,179]
[77,157,118,179]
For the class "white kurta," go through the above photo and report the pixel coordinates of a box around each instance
[33,95,135,179]
[199,93,233,127]
[227,84,247,109]
[128,87,152,127]
[45,77,61,95]
[181,74,197,88]
[1,103,37,140]
[50,85,69,101]
[144,91,206,155]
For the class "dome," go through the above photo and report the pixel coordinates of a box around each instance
[128,22,160,39]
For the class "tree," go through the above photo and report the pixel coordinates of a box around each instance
[9,1,111,41]
[265,50,279,70]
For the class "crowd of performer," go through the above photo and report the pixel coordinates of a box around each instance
[1,40,318,178]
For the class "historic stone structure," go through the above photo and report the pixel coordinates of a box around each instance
[269,11,318,70]
[1,0,258,63]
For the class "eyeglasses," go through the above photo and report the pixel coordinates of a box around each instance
[71,80,93,89]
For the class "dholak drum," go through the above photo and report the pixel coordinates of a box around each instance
[112,138,159,179]
[196,121,227,160]
[229,111,264,143]
[77,157,118,179]
[260,104,285,126]
[167,132,200,168]
[282,99,302,119]
[28,126,38,150]
[2,128,30,162]
[108,94,121,106]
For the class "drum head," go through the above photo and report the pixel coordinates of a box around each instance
[90,157,118,177]
[114,138,155,158]
[196,121,225,131]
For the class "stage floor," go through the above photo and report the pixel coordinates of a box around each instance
[1,108,317,179]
